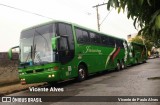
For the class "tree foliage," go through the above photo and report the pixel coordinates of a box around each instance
[107,0,160,42]
[131,36,153,51]
[131,36,143,44]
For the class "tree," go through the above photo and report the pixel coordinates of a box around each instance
[107,0,160,42]
[131,36,143,44]
[131,35,153,51]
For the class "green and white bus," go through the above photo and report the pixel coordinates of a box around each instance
[9,20,129,84]
[128,42,147,65]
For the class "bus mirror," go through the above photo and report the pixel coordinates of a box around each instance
[61,35,68,37]
[8,48,13,60]
[8,46,19,60]
[52,36,60,50]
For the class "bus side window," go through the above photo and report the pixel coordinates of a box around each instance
[101,35,108,46]
[116,40,124,48]
[108,37,115,47]
[89,32,101,44]
[76,29,83,43]
[120,40,124,48]
[82,30,89,42]
[58,23,74,50]
[95,34,101,44]
[58,23,75,64]
[58,23,69,51]
[76,28,89,43]
[115,39,119,47]
[59,38,68,50]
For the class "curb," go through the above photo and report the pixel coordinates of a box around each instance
[0,83,46,96]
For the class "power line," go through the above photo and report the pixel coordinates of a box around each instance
[100,8,113,26]
[0,3,95,22]
[60,0,95,16]
[93,3,108,31]
[0,3,53,20]
[93,2,114,31]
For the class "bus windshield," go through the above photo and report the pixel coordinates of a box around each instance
[20,23,56,64]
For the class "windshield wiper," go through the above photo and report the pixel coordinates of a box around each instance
[22,45,43,66]
[24,46,33,63]
[33,44,44,65]
[35,53,42,64]
[24,52,31,63]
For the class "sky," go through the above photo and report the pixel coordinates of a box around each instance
[0,0,138,52]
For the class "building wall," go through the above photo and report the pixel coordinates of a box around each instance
[127,34,137,42]
[0,52,19,85]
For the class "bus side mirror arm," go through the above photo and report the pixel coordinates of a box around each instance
[8,46,19,60]
[52,35,69,51]
[52,36,60,50]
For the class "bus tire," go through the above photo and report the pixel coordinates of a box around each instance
[116,61,121,71]
[143,60,147,63]
[77,65,87,82]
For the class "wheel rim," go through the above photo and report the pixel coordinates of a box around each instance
[79,68,85,79]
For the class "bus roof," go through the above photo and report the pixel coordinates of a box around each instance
[129,42,145,46]
[22,20,125,41]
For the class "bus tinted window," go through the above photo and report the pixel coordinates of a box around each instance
[90,32,101,44]
[108,37,115,46]
[58,23,74,50]
[120,40,124,48]
[116,39,124,48]
[58,23,66,35]
[82,30,89,42]
[101,35,108,45]
[76,28,89,43]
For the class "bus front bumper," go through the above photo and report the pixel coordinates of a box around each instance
[19,71,61,85]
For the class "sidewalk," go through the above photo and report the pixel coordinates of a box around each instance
[0,82,45,96]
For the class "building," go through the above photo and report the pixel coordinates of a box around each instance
[127,33,137,42]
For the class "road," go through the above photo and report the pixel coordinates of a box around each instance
[1,58,160,105]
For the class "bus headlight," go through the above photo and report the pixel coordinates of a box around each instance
[48,74,54,78]
[19,72,25,75]
[52,74,55,77]
[48,75,51,78]
[21,78,25,81]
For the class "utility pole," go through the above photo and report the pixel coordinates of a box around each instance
[93,3,107,31]
[96,7,100,31]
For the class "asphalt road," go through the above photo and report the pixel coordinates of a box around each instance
[1,58,160,105]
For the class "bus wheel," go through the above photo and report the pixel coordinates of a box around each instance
[116,61,121,71]
[143,60,147,63]
[77,65,87,81]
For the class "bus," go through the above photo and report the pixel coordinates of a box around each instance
[128,42,147,65]
[8,20,129,84]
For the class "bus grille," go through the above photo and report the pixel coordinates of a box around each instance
[26,69,44,74]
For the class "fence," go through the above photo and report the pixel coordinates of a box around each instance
[0,52,19,85]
